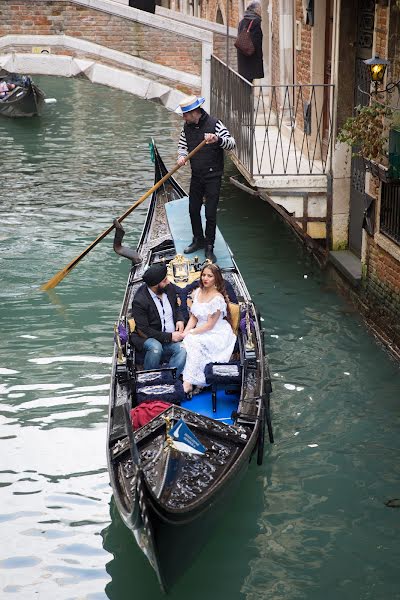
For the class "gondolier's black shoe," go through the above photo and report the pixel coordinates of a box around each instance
[184,237,205,254]
[205,245,216,263]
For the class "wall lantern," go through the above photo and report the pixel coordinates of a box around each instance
[363,54,389,91]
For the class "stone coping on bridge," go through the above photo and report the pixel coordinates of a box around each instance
[0,34,200,91]
[0,51,187,112]
[69,0,213,43]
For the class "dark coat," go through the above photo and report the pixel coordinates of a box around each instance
[130,283,185,351]
[237,11,264,83]
[184,110,223,177]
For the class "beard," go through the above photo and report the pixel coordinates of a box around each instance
[155,283,165,295]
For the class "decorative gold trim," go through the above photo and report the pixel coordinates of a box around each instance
[167,254,201,287]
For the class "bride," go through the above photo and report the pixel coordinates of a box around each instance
[182,263,237,396]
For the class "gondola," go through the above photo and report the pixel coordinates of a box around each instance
[107,143,273,592]
[0,72,45,118]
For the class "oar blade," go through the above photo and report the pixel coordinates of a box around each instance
[41,266,73,291]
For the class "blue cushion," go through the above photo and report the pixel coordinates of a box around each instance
[204,361,242,385]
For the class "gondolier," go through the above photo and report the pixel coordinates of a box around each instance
[176,95,236,263]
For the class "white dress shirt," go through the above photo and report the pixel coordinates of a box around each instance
[148,288,175,334]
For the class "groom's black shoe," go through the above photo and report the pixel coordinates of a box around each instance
[184,237,205,254]
[205,244,216,263]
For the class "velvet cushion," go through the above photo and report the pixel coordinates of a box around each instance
[204,361,242,385]
[136,379,185,405]
[136,369,175,386]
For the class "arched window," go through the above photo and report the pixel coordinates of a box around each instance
[216,6,223,23]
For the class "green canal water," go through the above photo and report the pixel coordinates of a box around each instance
[1,76,400,600]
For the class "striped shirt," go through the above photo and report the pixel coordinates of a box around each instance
[178,119,236,159]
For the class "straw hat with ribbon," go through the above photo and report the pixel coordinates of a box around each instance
[175,95,205,114]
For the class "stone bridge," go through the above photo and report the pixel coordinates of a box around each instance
[0,0,237,112]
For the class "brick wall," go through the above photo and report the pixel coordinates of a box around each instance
[356,5,400,351]
[201,0,239,27]
[375,3,389,61]
[213,32,238,71]
[0,0,202,76]
[362,236,400,349]
[295,0,311,85]
[271,0,280,86]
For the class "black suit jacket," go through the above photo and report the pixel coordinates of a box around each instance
[130,283,185,351]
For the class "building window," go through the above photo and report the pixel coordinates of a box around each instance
[193,0,201,17]
[216,7,224,23]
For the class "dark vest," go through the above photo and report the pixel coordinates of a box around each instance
[184,110,224,177]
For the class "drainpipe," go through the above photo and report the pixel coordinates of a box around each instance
[226,0,230,68]
[202,40,213,113]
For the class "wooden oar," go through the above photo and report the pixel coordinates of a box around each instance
[41,139,207,291]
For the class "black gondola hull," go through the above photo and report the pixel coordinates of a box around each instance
[107,143,271,591]
[144,443,254,591]
[0,83,45,117]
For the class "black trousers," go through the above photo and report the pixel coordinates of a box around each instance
[188,174,222,246]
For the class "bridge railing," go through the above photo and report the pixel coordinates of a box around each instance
[210,55,335,178]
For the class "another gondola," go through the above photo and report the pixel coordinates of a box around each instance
[0,72,45,118]
[107,143,273,592]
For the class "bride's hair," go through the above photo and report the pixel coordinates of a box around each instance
[199,263,232,324]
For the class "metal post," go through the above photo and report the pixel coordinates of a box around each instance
[226,0,230,69]
[250,84,254,177]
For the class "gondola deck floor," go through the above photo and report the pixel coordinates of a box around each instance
[165,197,234,268]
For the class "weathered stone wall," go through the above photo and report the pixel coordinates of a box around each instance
[0,0,202,76]
[362,236,400,350]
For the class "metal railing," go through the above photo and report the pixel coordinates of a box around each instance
[380,182,400,245]
[210,55,334,178]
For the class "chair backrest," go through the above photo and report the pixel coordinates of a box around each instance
[229,303,240,335]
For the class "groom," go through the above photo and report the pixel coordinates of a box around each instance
[130,263,187,376]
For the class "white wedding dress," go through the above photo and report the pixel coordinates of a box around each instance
[182,289,237,387]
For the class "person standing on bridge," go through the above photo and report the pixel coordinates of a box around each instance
[176,95,236,263]
[236,1,264,84]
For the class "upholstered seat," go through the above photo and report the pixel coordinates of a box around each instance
[135,368,185,405]
[204,361,242,413]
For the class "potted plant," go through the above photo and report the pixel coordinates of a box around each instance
[337,102,400,182]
